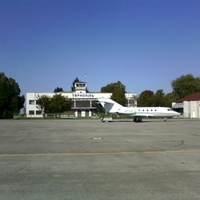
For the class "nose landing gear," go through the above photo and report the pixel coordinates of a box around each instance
[133,117,142,123]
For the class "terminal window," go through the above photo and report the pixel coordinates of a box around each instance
[36,110,42,115]
[29,110,34,115]
[29,100,35,105]
[76,101,90,108]
[76,83,85,87]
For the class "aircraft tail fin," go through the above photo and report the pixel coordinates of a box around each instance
[98,98,123,113]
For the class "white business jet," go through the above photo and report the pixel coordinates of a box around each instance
[98,98,180,122]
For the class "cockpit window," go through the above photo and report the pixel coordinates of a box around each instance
[167,108,173,111]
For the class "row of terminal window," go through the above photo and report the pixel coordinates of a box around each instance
[29,110,42,115]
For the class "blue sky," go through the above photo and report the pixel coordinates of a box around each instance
[1,0,200,95]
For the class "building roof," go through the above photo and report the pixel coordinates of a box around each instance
[176,92,200,103]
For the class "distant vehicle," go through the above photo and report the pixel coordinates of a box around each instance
[98,98,180,122]
[101,117,113,122]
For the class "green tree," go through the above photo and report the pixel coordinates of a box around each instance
[154,89,165,106]
[171,74,200,99]
[137,90,176,107]
[0,72,24,118]
[36,95,51,113]
[137,90,155,106]
[37,94,72,115]
[101,81,127,106]
[54,87,64,93]
[49,94,71,113]
[164,92,177,107]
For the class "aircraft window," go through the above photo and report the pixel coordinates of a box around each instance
[155,109,157,111]
[143,109,144,111]
[147,109,148,112]
[168,108,173,111]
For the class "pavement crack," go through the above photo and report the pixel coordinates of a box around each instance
[175,140,184,147]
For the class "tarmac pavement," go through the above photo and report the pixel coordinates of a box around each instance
[0,118,200,200]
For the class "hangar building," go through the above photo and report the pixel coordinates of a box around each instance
[172,93,200,119]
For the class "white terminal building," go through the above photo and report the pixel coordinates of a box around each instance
[25,81,137,118]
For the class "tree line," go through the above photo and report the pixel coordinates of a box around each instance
[100,74,200,107]
[137,74,200,107]
[1,72,200,118]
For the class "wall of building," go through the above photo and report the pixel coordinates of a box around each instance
[184,101,200,119]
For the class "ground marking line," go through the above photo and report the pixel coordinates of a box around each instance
[0,149,200,157]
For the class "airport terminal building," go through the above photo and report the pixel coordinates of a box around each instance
[25,81,137,118]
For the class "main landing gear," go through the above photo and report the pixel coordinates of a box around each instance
[133,117,142,123]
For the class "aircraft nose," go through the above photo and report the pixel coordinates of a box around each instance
[175,111,181,116]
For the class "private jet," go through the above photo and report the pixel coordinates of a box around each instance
[98,98,180,122]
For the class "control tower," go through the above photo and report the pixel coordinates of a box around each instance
[74,81,87,93]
